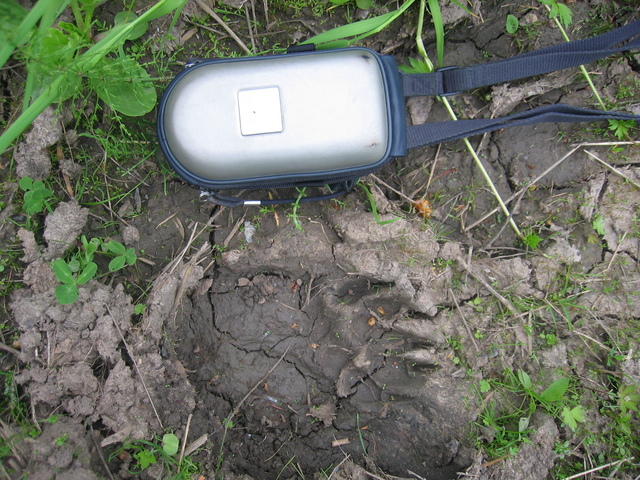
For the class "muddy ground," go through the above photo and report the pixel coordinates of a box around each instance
[1,0,640,479]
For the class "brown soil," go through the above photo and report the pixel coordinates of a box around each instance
[2,1,640,479]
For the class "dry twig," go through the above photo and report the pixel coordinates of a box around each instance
[195,0,252,54]
[449,288,480,352]
[224,345,291,428]
[585,149,640,190]
[178,413,193,465]
[106,305,163,430]
[464,145,580,232]
[563,457,634,480]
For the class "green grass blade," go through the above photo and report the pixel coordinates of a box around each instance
[449,0,475,16]
[0,74,64,154]
[0,1,28,58]
[426,0,444,68]
[303,10,399,45]
[303,0,415,46]
[22,0,67,111]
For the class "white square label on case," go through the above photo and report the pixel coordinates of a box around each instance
[238,87,283,136]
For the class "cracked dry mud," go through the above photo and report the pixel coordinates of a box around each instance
[3,0,640,479]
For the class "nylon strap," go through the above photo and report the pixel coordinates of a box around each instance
[402,19,640,97]
[202,181,355,207]
[407,104,640,149]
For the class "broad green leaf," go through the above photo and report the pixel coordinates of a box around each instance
[80,0,106,8]
[56,283,79,304]
[107,240,126,255]
[114,11,148,40]
[506,14,519,34]
[539,377,569,403]
[162,433,179,456]
[76,262,97,285]
[87,56,156,116]
[125,248,137,265]
[58,21,85,38]
[67,259,80,273]
[517,370,532,390]
[523,232,543,249]
[356,0,372,9]
[51,259,75,285]
[18,177,34,191]
[77,0,186,72]
[108,255,126,272]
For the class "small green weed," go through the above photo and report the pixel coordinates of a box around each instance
[357,182,400,226]
[399,57,432,74]
[539,0,573,28]
[329,0,371,11]
[521,229,543,249]
[476,369,585,459]
[539,332,557,347]
[51,257,97,305]
[105,239,137,272]
[617,384,640,415]
[356,413,368,456]
[19,177,54,216]
[592,214,606,236]
[0,0,187,154]
[287,188,306,230]
[51,235,137,304]
[53,432,69,446]
[0,370,31,425]
[111,433,198,478]
[608,119,636,140]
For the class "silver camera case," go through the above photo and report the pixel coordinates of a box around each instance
[157,48,407,190]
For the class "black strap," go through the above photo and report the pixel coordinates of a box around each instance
[407,104,639,149]
[201,181,355,207]
[402,19,640,97]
